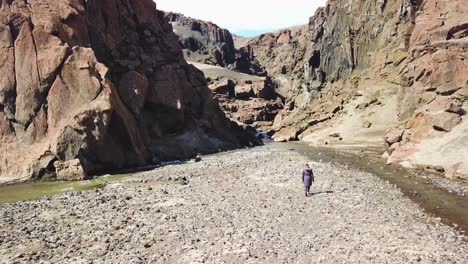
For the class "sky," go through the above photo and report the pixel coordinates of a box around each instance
[156,0,327,37]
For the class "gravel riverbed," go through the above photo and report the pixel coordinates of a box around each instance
[1,146,467,263]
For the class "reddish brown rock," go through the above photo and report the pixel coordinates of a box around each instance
[118,71,149,117]
[14,21,41,126]
[0,24,16,119]
[32,27,69,84]
[0,111,13,142]
[0,0,257,182]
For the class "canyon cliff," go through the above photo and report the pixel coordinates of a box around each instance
[242,0,468,179]
[164,12,236,68]
[0,0,257,182]
[164,13,282,131]
[167,0,468,179]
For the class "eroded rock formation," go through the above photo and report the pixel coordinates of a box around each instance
[239,0,468,178]
[0,0,257,182]
[164,15,284,131]
[164,12,236,68]
[190,62,282,132]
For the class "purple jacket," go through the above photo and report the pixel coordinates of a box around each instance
[302,168,314,187]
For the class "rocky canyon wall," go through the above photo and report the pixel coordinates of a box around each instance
[241,0,468,178]
[164,12,236,68]
[0,0,257,182]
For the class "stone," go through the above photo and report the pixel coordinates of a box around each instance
[54,159,87,181]
[14,22,42,126]
[0,112,14,141]
[362,120,372,128]
[118,71,149,117]
[251,79,274,99]
[399,161,415,169]
[0,24,16,119]
[446,103,465,116]
[235,84,255,99]
[432,112,462,132]
[401,129,412,145]
[381,151,390,159]
[384,128,404,145]
[208,79,235,96]
[272,127,299,142]
[445,163,462,179]
[389,142,400,153]
[32,27,69,84]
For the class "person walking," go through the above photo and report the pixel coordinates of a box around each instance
[302,163,314,197]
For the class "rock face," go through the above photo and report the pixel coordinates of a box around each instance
[190,62,282,131]
[163,14,284,131]
[164,12,236,67]
[238,0,468,178]
[0,0,257,182]
[238,26,313,98]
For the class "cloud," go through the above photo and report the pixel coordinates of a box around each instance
[155,0,326,32]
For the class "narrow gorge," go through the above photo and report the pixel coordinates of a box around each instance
[167,0,468,180]
[1,0,467,262]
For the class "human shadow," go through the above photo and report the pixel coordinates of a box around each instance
[309,190,334,196]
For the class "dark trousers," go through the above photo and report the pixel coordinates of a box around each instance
[304,186,311,193]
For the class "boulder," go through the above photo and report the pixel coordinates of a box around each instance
[235,84,255,99]
[432,112,462,132]
[445,163,462,179]
[381,151,390,159]
[362,120,372,128]
[272,127,299,142]
[54,159,87,181]
[251,79,274,99]
[384,128,404,145]
[208,79,235,96]
[446,103,465,116]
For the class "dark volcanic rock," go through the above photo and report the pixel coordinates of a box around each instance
[0,0,258,182]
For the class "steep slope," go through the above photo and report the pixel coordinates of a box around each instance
[0,0,257,182]
[164,13,283,131]
[241,0,468,178]
[164,12,236,68]
[164,12,267,76]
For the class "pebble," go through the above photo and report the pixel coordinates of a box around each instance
[0,146,466,263]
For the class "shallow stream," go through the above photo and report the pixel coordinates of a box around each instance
[0,174,127,205]
[272,142,468,233]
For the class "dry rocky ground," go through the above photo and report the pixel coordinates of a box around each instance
[1,145,467,263]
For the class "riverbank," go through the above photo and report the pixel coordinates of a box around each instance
[1,145,467,263]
